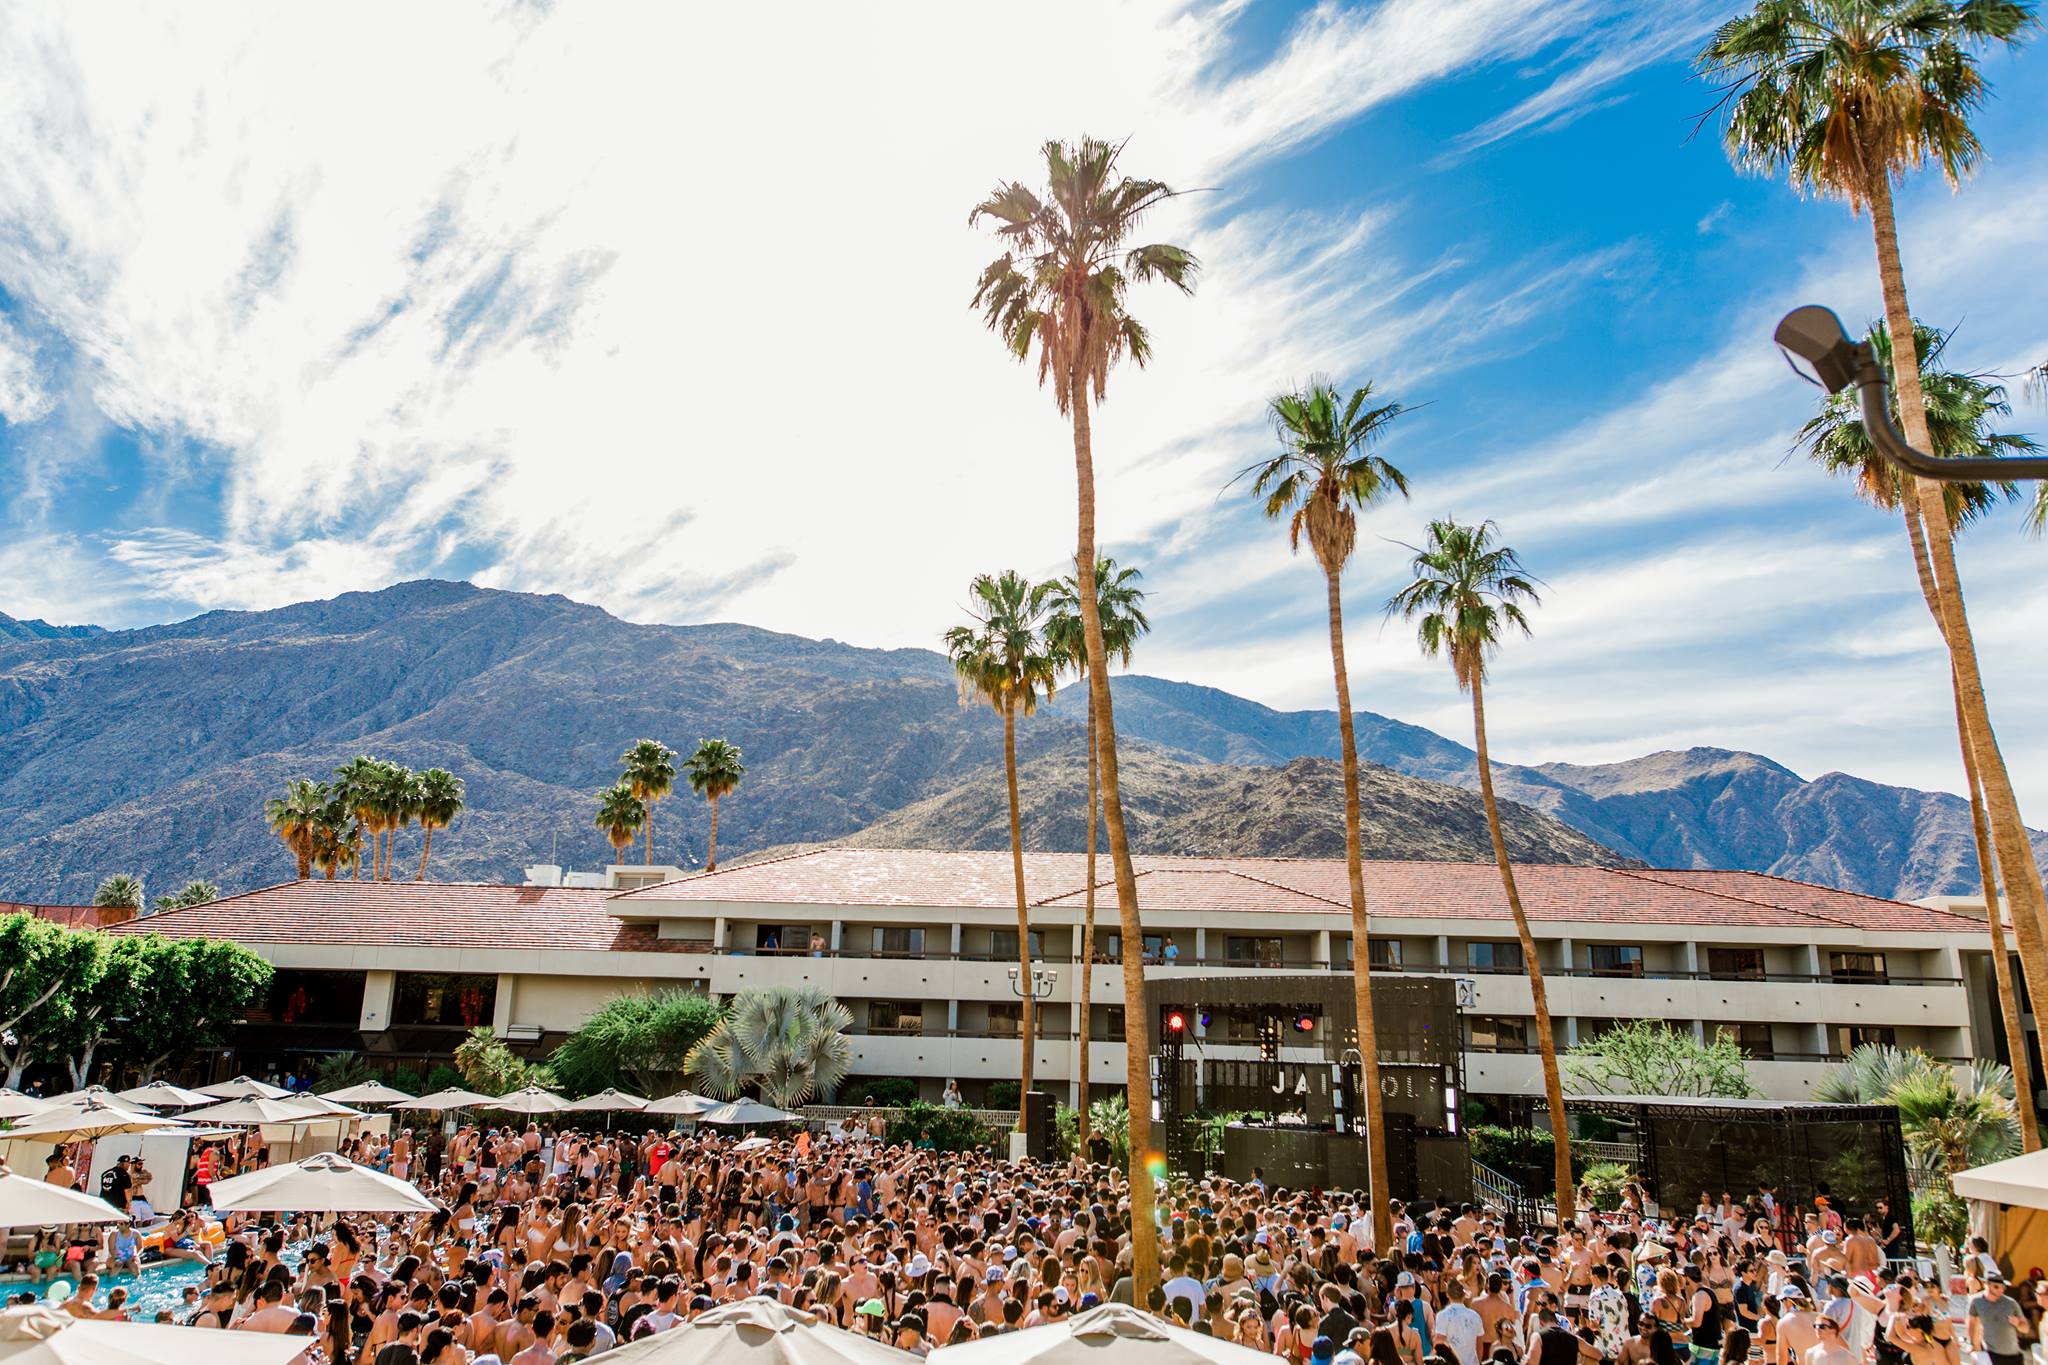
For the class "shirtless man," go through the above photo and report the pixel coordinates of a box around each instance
[1842,1219,1883,1281]
[1774,1289,1821,1365]
[238,1279,300,1333]
[1805,1312,1859,1365]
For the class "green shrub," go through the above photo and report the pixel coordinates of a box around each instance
[314,1053,376,1091]
[1470,1124,1587,1185]
[845,1076,920,1107]
[1913,1189,1968,1252]
[390,1067,424,1096]
[886,1100,990,1153]
[985,1080,1021,1109]
[424,1064,463,1094]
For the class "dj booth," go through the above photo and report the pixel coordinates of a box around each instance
[1142,973,1470,1200]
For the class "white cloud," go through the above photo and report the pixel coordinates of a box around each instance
[0,312,50,425]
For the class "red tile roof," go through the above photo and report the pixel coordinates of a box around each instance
[106,880,706,954]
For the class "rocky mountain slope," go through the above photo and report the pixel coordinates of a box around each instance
[0,580,2033,902]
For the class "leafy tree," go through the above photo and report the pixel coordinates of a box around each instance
[593,783,646,865]
[1387,518,1572,1219]
[970,136,1196,1301]
[56,935,152,1087]
[686,985,851,1109]
[107,937,274,1081]
[455,1026,552,1095]
[1565,1020,1755,1099]
[413,768,465,882]
[1045,556,1149,1149]
[1237,377,1410,1246]
[550,990,723,1097]
[1797,321,2044,1152]
[0,914,109,1088]
[266,779,329,880]
[945,570,1058,1117]
[93,874,145,912]
[886,1100,990,1153]
[1700,0,2045,1086]
[622,740,677,866]
[683,739,746,872]
[157,880,220,911]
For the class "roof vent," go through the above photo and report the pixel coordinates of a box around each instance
[523,865,563,887]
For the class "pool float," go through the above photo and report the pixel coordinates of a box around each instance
[137,1219,225,1257]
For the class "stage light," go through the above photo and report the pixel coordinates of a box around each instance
[1293,1014,1315,1034]
[1199,1011,1212,1028]
[1165,1009,1187,1035]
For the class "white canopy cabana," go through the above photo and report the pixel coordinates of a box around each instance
[1953,1148,2048,1208]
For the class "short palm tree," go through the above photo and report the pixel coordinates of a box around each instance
[265,778,329,880]
[683,739,746,872]
[1700,0,2045,1084]
[686,985,853,1109]
[1797,321,2044,1150]
[157,880,219,911]
[971,137,1195,1295]
[1237,377,1408,1247]
[93,874,144,911]
[1386,519,1572,1219]
[1821,1044,2021,1176]
[622,740,677,866]
[413,768,465,882]
[593,783,646,865]
[1045,556,1149,1149]
[946,570,1058,1117]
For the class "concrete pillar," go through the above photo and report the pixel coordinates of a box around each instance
[947,998,960,1033]
[1558,937,1575,973]
[829,920,843,952]
[1194,927,1206,965]
[491,975,516,1037]
[1565,1016,1579,1047]
[359,971,396,1032]
[1435,935,1451,969]
[712,916,727,953]
[950,923,963,958]
[1315,929,1334,969]
[1683,941,1700,976]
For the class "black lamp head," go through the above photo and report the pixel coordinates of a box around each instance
[1774,305,1863,394]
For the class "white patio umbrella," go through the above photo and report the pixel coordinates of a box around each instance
[407,1087,494,1111]
[0,1098,174,1144]
[0,1092,46,1122]
[0,1173,129,1229]
[319,1079,418,1106]
[42,1087,137,1109]
[643,1090,719,1116]
[203,1151,437,1214]
[936,1304,1273,1365]
[178,1095,348,1126]
[0,1306,307,1363]
[732,1136,776,1153]
[563,1088,649,1112]
[700,1099,799,1126]
[196,1075,292,1101]
[491,1084,569,1115]
[111,1081,212,1109]
[598,1295,918,1365]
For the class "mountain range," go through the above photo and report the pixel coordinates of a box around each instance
[0,580,2037,905]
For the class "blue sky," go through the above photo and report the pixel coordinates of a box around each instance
[0,1,2043,810]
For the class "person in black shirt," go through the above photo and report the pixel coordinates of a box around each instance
[98,1156,133,1211]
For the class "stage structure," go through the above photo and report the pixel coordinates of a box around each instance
[1143,973,1470,1200]
[1552,1095,1914,1247]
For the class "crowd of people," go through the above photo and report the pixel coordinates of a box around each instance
[10,1116,2032,1365]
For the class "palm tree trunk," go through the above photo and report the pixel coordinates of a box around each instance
[1901,501,2045,1151]
[1005,700,1036,1119]
[1470,670,1577,1221]
[708,795,721,873]
[417,825,433,883]
[1866,170,2048,1001]
[295,841,312,881]
[1069,380,1160,1302]
[1323,565,1394,1252]
[645,797,655,865]
[1078,694,1098,1151]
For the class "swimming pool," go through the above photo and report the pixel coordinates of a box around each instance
[10,1257,212,1322]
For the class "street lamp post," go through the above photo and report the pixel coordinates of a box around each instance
[1774,305,2048,482]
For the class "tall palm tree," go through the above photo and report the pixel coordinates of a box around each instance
[594,783,646,865]
[93,874,144,911]
[971,138,1195,1295]
[1700,0,2045,1079]
[311,788,362,881]
[265,778,328,880]
[946,570,1059,1120]
[1046,557,1149,1150]
[413,768,466,882]
[683,739,746,872]
[333,756,383,882]
[1237,377,1409,1245]
[622,740,678,866]
[1385,519,1575,1219]
[1796,320,2044,1150]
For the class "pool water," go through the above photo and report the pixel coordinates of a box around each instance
[12,1257,212,1321]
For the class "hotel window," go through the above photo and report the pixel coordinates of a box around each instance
[1102,933,1162,963]
[986,1002,1022,1038]
[1833,1024,1897,1055]
[1100,1005,1126,1040]
[1707,947,1766,980]
[867,1001,923,1036]
[1588,944,1644,977]
[1467,941,1523,973]
[872,927,926,957]
[393,973,498,1028]
[989,929,1046,962]
[259,969,368,1026]
[1716,1022,1775,1059]
[1829,952,1889,984]
[1468,1016,1529,1052]
[1341,938,1402,966]
[754,925,814,954]
[1227,936,1286,966]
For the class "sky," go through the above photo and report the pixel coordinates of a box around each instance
[0,1,2043,809]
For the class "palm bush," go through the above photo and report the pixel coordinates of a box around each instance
[1817,1044,2019,1176]
[686,985,851,1109]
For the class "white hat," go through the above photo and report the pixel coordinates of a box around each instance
[907,1253,932,1278]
